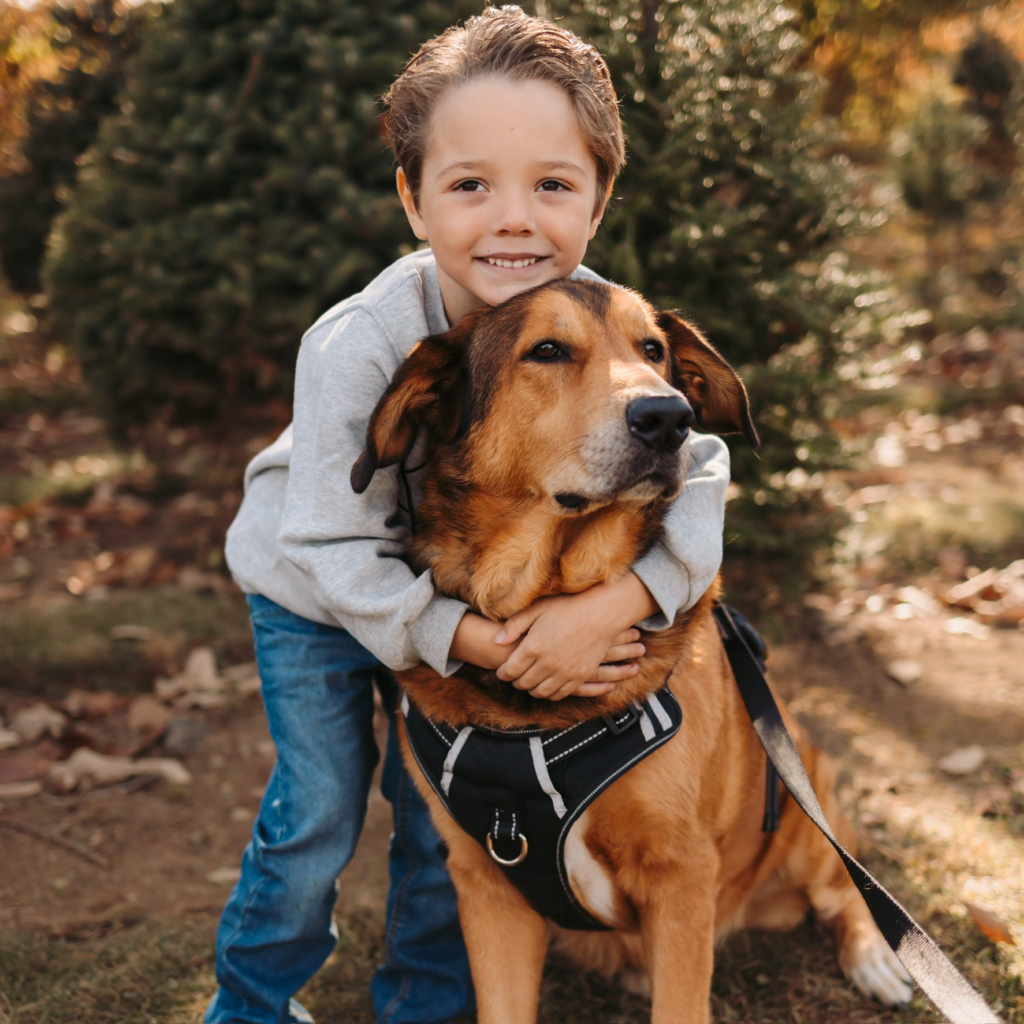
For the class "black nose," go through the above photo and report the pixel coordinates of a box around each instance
[626,396,696,453]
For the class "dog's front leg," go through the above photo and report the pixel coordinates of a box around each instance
[637,855,719,1024]
[445,832,548,1024]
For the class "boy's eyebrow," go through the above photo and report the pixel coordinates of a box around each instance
[436,159,590,178]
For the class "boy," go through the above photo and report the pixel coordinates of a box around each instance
[208,7,730,1023]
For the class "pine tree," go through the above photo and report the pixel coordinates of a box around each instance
[0,0,148,294]
[548,0,876,568]
[46,0,479,430]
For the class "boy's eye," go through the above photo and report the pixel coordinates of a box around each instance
[538,179,570,192]
[642,339,665,362]
[453,180,484,192]
[525,339,569,362]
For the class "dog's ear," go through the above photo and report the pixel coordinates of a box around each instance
[655,311,759,448]
[350,318,474,494]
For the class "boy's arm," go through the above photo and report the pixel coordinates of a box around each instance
[629,432,731,627]
[276,307,468,677]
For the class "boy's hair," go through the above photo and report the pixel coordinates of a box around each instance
[382,5,625,217]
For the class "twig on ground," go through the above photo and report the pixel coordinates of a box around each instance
[0,817,111,869]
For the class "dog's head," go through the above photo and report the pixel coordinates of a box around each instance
[352,279,756,514]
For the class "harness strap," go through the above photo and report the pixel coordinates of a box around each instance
[714,604,1001,1024]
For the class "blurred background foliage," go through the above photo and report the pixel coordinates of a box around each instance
[1,0,1023,580]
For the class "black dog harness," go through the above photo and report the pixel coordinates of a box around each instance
[402,687,683,931]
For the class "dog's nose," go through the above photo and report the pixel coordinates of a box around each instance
[626,396,696,453]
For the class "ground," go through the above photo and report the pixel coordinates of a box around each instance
[1,317,1022,1024]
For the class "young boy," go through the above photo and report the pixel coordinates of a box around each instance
[207,7,731,1023]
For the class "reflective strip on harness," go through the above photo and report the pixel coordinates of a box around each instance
[529,736,567,819]
[441,727,473,796]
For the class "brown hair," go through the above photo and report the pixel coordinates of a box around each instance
[381,5,625,217]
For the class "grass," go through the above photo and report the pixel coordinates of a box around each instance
[0,924,213,1024]
[0,588,252,697]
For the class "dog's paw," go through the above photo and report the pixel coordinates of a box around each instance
[845,938,913,1007]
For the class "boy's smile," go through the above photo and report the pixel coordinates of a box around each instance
[398,77,608,325]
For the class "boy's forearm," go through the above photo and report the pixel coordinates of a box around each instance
[593,571,659,631]
[450,611,511,670]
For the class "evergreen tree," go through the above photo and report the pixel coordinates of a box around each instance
[549,0,879,567]
[0,0,148,294]
[46,0,479,430]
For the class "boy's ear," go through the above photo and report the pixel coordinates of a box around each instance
[351,317,475,494]
[655,311,759,448]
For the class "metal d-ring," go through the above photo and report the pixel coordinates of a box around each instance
[486,831,528,866]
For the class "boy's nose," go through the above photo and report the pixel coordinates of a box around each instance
[494,192,536,235]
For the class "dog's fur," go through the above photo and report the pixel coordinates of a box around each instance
[353,280,911,1023]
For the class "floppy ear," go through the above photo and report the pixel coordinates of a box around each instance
[350,320,473,494]
[655,311,759,448]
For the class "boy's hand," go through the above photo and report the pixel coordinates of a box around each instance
[494,573,659,701]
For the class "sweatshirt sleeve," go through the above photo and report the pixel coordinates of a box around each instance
[276,308,468,676]
[630,433,730,630]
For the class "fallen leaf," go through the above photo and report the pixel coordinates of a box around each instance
[127,695,170,737]
[886,659,922,686]
[64,690,130,720]
[945,569,999,607]
[0,780,43,798]
[964,901,1015,945]
[937,745,986,776]
[945,617,990,640]
[10,703,67,742]
[49,748,192,793]
[206,867,242,885]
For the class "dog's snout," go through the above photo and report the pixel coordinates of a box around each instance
[625,396,695,453]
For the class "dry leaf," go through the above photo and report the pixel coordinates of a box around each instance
[0,780,43,799]
[206,867,242,885]
[49,748,192,793]
[886,660,922,686]
[10,703,67,742]
[964,901,1015,945]
[64,690,130,720]
[937,746,986,776]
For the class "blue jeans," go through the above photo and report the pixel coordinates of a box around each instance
[205,595,474,1024]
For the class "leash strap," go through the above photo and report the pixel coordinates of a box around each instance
[714,604,1001,1024]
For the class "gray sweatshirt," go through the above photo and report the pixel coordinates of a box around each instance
[225,249,730,677]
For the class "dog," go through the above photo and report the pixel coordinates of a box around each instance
[352,278,913,1024]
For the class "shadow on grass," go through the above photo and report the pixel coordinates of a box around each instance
[0,924,213,1024]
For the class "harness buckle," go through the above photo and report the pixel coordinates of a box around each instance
[601,704,640,735]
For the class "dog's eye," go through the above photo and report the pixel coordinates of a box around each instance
[526,340,567,362]
[642,339,665,363]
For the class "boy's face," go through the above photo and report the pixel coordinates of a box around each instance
[398,76,607,325]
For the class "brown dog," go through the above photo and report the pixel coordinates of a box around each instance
[352,279,912,1024]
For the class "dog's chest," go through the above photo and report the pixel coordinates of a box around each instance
[564,808,631,928]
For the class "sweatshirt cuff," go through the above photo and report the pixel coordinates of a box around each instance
[630,541,691,632]
[407,591,469,677]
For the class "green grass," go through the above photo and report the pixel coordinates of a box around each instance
[0,589,252,697]
[0,925,213,1024]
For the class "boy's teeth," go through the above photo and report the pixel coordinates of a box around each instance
[484,256,538,268]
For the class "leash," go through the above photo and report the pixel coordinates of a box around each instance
[714,604,1001,1024]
